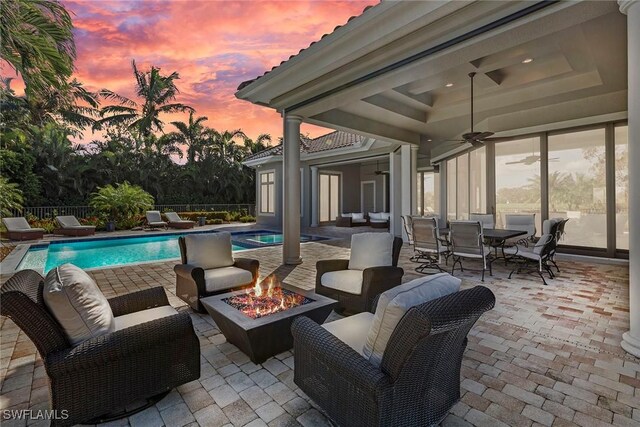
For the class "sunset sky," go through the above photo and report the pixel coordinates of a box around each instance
[48,0,377,144]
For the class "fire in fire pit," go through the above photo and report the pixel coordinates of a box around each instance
[223,276,312,319]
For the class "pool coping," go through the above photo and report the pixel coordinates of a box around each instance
[0,229,328,278]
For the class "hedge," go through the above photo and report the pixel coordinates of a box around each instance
[176,211,231,222]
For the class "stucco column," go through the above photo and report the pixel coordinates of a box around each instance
[411,145,419,215]
[620,0,640,357]
[282,114,302,265]
[310,166,319,227]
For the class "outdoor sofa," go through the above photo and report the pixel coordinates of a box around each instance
[174,232,259,312]
[316,232,404,313]
[368,212,390,228]
[55,215,96,236]
[1,217,45,241]
[336,212,368,227]
[0,267,200,427]
[293,275,495,427]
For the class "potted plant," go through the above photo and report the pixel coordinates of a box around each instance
[89,182,154,231]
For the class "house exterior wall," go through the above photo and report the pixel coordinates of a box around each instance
[255,164,283,228]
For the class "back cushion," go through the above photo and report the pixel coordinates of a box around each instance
[369,212,381,220]
[352,212,364,220]
[43,264,115,346]
[349,233,394,270]
[534,234,553,254]
[363,273,461,367]
[185,232,234,270]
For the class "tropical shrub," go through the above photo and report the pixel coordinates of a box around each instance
[239,215,256,223]
[116,215,144,230]
[89,182,154,223]
[27,217,56,233]
[0,177,24,216]
[79,216,106,230]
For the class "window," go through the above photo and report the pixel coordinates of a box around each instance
[495,137,541,233]
[417,171,439,215]
[548,129,606,248]
[470,146,487,214]
[259,170,275,214]
[615,125,629,250]
[319,172,341,222]
[457,153,469,219]
[446,159,457,220]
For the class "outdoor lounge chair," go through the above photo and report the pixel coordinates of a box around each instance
[0,269,201,427]
[165,211,196,229]
[1,217,45,241]
[145,210,168,229]
[292,281,495,427]
[174,232,259,312]
[315,233,403,313]
[55,215,96,236]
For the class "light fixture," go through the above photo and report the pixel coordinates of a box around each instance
[522,58,534,64]
[445,82,454,87]
[426,139,432,142]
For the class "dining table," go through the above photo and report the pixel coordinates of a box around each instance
[438,227,529,265]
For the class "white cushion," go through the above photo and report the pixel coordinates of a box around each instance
[352,212,364,220]
[380,212,391,220]
[341,213,353,218]
[352,218,367,224]
[363,273,461,367]
[43,264,115,346]
[322,312,373,355]
[114,305,178,331]
[204,266,253,292]
[348,233,394,270]
[369,219,387,224]
[320,270,364,295]
[185,232,234,270]
[369,212,381,220]
[504,245,540,261]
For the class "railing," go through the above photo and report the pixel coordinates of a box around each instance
[6,204,256,219]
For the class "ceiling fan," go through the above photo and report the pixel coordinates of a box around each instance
[506,154,560,165]
[448,72,494,148]
[366,160,389,176]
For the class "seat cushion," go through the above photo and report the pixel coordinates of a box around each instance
[43,264,115,346]
[320,270,364,295]
[185,232,234,270]
[204,266,253,292]
[363,273,461,367]
[114,305,178,331]
[504,245,541,261]
[348,233,394,270]
[322,312,374,355]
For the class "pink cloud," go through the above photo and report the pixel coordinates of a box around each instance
[54,0,378,144]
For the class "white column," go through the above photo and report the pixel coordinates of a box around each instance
[411,145,419,215]
[400,145,412,241]
[282,114,303,265]
[310,166,319,227]
[620,0,640,357]
[389,151,402,237]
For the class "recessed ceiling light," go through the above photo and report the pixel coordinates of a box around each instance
[427,139,432,142]
[522,58,534,64]
[445,83,454,87]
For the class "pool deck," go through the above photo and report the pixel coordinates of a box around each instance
[0,227,637,427]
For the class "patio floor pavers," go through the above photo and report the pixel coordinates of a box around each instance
[0,230,638,427]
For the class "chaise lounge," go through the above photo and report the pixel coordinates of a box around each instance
[165,211,196,229]
[55,215,96,236]
[2,217,45,241]
[145,210,168,229]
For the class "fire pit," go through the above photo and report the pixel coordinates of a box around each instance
[201,276,337,364]
[222,278,312,319]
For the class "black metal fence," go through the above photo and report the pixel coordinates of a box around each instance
[7,204,256,219]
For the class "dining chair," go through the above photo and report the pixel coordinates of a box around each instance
[449,221,492,281]
[412,217,448,274]
[469,213,495,229]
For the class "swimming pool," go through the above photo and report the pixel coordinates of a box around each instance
[17,230,325,273]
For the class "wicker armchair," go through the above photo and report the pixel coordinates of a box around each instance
[0,270,201,427]
[316,234,403,313]
[292,285,496,427]
[174,235,259,312]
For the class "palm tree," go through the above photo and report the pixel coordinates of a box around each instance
[206,129,247,164]
[1,0,76,98]
[244,133,271,154]
[96,60,193,137]
[165,111,211,163]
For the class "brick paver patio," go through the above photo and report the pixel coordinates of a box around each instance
[1,230,638,427]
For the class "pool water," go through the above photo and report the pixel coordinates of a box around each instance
[17,230,321,273]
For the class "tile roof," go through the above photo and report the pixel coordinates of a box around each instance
[243,130,366,162]
[236,4,378,91]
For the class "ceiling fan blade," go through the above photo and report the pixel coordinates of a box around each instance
[505,160,523,165]
[475,132,495,140]
[549,157,560,161]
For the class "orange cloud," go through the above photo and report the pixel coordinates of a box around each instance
[57,0,378,144]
